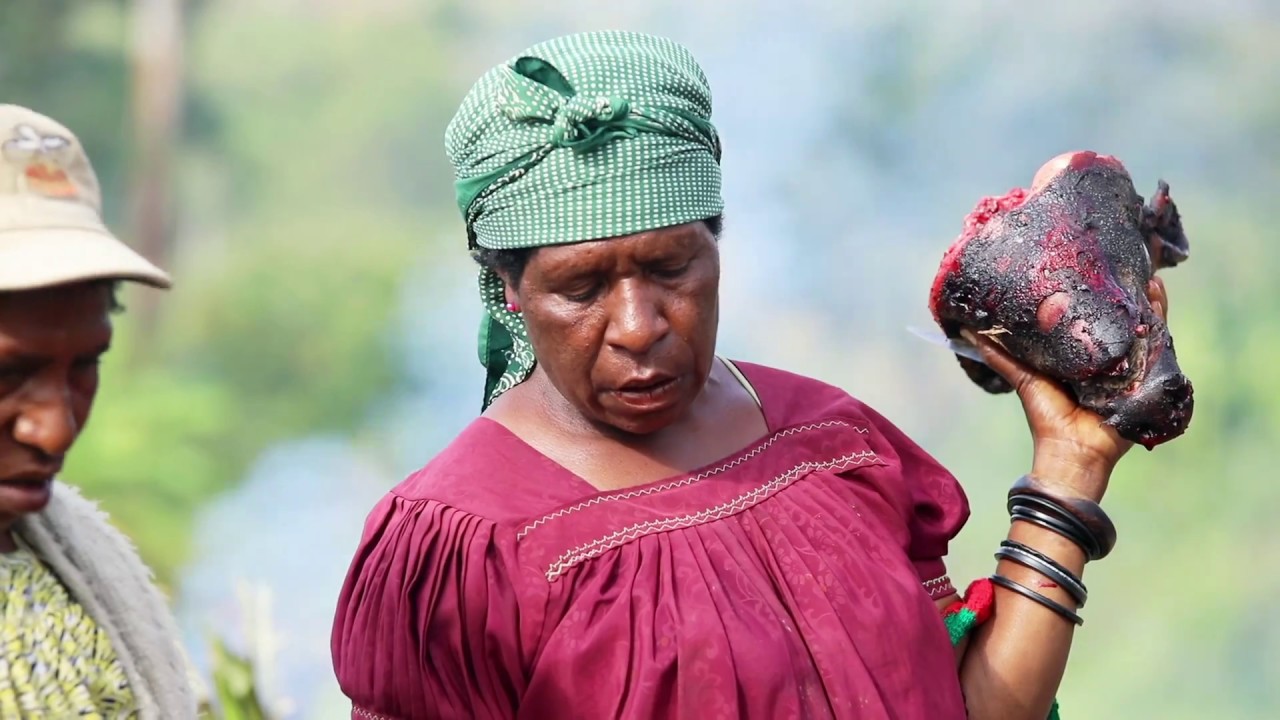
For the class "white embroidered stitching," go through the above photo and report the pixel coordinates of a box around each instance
[517,420,868,539]
[923,574,955,599]
[353,706,396,720]
[544,449,880,581]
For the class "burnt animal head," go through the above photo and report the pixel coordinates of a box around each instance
[928,151,1193,448]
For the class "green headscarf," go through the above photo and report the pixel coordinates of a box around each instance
[445,30,724,409]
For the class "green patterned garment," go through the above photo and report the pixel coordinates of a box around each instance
[0,547,136,718]
[445,30,725,408]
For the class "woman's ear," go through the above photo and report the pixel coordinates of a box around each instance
[489,267,515,301]
[499,274,522,313]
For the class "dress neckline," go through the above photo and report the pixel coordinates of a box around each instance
[477,357,773,498]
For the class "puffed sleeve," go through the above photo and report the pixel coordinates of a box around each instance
[854,401,972,594]
[331,493,525,719]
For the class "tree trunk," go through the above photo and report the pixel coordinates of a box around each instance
[128,0,184,355]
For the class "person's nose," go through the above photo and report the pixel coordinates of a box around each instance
[604,279,670,355]
[12,380,78,461]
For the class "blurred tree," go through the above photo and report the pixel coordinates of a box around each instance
[127,0,186,349]
[55,1,463,587]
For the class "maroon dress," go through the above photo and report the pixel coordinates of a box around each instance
[331,361,971,719]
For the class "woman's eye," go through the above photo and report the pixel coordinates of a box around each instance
[652,262,690,279]
[562,285,600,303]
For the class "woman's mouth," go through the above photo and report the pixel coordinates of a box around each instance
[610,375,681,410]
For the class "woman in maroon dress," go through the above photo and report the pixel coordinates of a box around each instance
[331,31,1167,720]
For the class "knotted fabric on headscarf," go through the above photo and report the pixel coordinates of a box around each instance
[445,30,724,409]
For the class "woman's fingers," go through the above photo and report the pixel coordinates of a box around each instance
[961,330,1035,395]
[1147,276,1169,322]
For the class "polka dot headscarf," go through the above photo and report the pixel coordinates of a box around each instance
[445,30,724,409]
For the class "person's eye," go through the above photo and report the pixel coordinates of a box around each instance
[0,364,32,392]
[651,261,691,279]
[562,283,601,303]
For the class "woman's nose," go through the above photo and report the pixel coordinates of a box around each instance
[604,280,670,355]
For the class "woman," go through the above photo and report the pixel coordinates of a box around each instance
[331,32,1167,719]
[0,104,196,718]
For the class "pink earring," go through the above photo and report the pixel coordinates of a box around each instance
[505,301,521,313]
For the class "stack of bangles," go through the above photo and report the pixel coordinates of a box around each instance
[992,474,1116,626]
[942,476,1117,720]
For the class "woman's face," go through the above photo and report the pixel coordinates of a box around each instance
[510,221,720,435]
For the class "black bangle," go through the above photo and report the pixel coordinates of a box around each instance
[999,540,1088,600]
[1009,504,1098,559]
[1008,494,1097,542]
[995,542,1088,608]
[1008,475,1117,560]
[989,573,1084,626]
[1010,505,1101,560]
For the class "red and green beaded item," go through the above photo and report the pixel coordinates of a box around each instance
[944,578,1062,720]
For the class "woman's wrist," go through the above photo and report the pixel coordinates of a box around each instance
[1029,448,1115,503]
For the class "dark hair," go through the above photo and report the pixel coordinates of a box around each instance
[470,214,724,289]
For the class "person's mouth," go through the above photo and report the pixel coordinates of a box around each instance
[0,468,57,512]
[610,374,681,409]
[1,468,57,486]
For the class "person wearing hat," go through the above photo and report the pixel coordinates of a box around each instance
[0,104,196,717]
[331,32,1168,719]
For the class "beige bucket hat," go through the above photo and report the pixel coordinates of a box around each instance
[0,104,170,291]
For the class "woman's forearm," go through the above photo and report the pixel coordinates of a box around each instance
[959,520,1086,719]
[958,451,1113,720]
